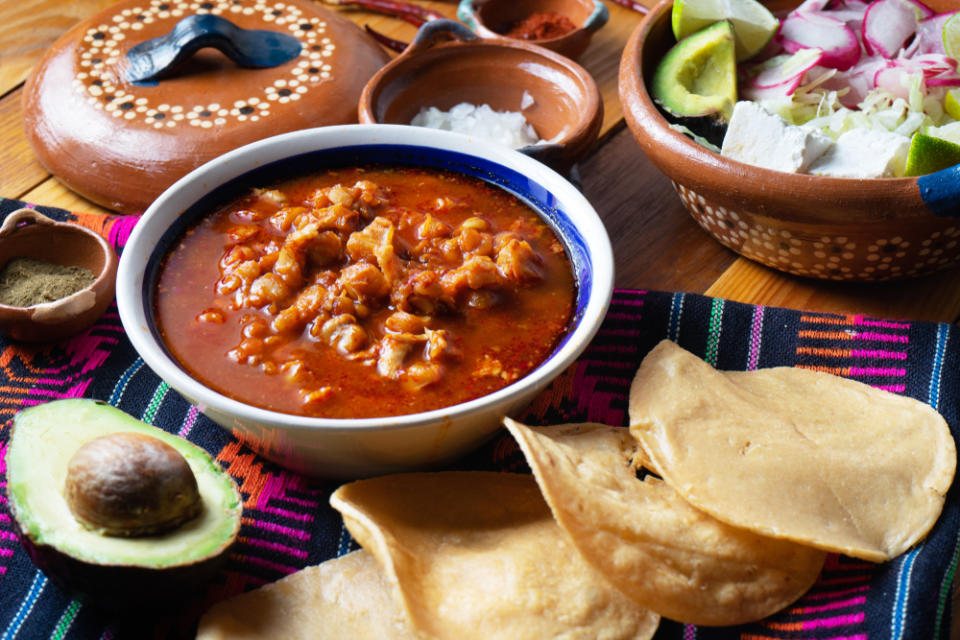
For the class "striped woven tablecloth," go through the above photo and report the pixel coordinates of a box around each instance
[0,198,956,639]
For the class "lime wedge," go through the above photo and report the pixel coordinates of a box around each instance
[904,133,960,177]
[945,88,960,121]
[944,13,960,61]
[672,0,779,61]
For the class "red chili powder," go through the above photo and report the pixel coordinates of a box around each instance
[503,11,578,40]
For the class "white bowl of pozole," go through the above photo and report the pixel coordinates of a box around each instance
[117,124,613,477]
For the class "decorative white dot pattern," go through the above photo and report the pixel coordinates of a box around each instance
[72,0,334,129]
[672,183,960,281]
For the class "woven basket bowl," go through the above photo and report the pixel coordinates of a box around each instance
[619,0,960,282]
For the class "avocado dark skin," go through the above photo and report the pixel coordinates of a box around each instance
[5,399,242,612]
[9,517,234,612]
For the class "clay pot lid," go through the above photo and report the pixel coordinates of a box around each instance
[0,209,118,343]
[23,0,390,214]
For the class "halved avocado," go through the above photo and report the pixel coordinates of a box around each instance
[651,20,738,124]
[5,398,242,610]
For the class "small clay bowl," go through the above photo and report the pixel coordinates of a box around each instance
[0,210,118,342]
[619,0,960,282]
[457,0,608,60]
[358,20,603,174]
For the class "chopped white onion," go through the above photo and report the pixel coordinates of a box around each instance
[410,103,543,149]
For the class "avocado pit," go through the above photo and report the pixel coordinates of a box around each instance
[64,431,203,537]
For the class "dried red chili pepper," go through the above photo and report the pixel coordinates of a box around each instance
[605,0,649,14]
[502,11,577,40]
[321,0,444,26]
[364,24,409,52]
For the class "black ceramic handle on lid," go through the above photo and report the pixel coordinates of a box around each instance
[125,14,302,85]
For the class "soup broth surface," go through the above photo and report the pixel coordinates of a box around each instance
[155,165,576,418]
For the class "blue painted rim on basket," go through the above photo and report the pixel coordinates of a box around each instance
[917,163,960,218]
[141,143,594,365]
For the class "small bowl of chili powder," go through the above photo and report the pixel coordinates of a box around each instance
[0,209,118,342]
[457,0,608,60]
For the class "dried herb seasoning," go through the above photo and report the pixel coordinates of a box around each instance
[0,257,96,307]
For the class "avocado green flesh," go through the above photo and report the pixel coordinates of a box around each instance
[7,399,241,568]
[652,20,737,122]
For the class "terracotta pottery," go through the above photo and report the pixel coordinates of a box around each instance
[22,0,389,214]
[0,210,118,342]
[457,0,608,60]
[619,0,960,282]
[358,20,603,173]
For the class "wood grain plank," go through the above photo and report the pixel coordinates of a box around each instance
[0,0,116,95]
[576,2,647,135]
[0,88,47,199]
[706,257,960,323]
[21,176,114,215]
[581,124,739,292]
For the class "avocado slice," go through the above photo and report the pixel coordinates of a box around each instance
[651,20,738,124]
[5,398,242,609]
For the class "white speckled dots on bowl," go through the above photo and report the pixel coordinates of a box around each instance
[674,183,960,281]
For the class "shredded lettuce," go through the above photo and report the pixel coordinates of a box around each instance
[668,124,721,153]
[753,69,954,146]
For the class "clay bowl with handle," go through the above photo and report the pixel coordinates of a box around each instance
[0,210,118,342]
[456,0,609,60]
[619,0,960,282]
[358,20,603,174]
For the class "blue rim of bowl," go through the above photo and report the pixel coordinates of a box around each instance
[137,142,600,423]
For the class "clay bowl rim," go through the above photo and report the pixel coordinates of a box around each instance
[358,23,604,163]
[115,123,614,436]
[0,209,118,314]
[618,0,946,225]
[457,0,609,47]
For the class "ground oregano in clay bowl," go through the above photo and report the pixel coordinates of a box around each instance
[0,258,96,308]
[0,209,117,342]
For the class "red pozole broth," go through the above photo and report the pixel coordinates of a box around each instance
[155,165,576,418]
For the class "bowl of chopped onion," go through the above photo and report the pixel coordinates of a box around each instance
[359,20,603,174]
[619,0,960,281]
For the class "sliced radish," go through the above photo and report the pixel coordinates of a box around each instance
[870,55,960,97]
[917,55,960,85]
[741,80,805,102]
[874,61,923,99]
[914,12,959,55]
[824,55,888,105]
[823,0,870,34]
[926,75,960,86]
[793,0,831,12]
[779,9,861,70]
[862,0,935,58]
[746,48,825,89]
[912,53,958,75]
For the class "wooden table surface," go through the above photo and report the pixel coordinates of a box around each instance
[2,0,960,323]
